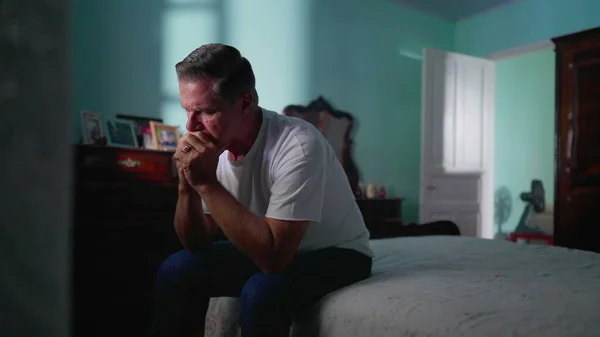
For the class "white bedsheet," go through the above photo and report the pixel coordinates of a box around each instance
[205,236,600,337]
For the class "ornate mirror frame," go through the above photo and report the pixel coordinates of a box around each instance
[283,96,360,195]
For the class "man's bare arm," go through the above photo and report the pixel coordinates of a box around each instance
[197,183,308,275]
[174,188,220,253]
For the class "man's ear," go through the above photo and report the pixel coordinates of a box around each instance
[240,92,253,114]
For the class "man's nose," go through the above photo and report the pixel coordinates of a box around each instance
[186,113,204,132]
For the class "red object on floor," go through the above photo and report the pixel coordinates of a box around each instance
[508,232,554,245]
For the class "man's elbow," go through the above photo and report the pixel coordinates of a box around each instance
[259,264,285,275]
[183,245,207,255]
[180,237,211,254]
[259,255,291,275]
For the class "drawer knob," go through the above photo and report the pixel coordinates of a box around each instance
[117,158,141,168]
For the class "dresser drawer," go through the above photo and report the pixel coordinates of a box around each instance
[77,183,178,216]
[76,145,177,184]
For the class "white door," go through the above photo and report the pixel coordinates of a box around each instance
[420,48,495,239]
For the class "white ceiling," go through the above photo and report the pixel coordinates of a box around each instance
[397,0,521,21]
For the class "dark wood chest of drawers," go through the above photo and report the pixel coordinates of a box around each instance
[356,198,404,239]
[73,146,408,336]
[73,145,182,337]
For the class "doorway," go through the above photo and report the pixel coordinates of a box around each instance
[420,42,556,240]
[491,47,556,240]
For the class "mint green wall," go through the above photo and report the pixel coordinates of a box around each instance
[307,0,454,223]
[494,49,555,234]
[70,0,600,226]
[71,0,454,223]
[455,0,600,56]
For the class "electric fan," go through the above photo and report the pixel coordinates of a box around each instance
[494,186,512,239]
[514,179,546,233]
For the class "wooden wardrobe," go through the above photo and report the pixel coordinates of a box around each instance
[553,27,600,253]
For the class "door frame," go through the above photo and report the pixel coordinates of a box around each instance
[419,48,495,238]
[486,40,554,61]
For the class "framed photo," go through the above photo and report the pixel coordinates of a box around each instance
[149,121,180,151]
[104,117,139,148]
[116,114,163,147]
[140,126,154,149]
[80,110,106,144]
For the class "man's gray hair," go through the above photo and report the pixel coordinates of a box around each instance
[176,43,259,106]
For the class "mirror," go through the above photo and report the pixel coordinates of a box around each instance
[283,96,360,196]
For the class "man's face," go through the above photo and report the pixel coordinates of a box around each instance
[179,79,250,146]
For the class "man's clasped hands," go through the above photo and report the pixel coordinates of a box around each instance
[172,131,224,191]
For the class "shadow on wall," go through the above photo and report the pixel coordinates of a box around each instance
[70,0,228,141]
[494,186,513,239]
[71,0,164,140]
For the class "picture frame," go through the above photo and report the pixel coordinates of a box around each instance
[80,110,106,145]
[104,117,139,148]
[140,126,154,149]
[149,121,180,151]
[116,114,164,147]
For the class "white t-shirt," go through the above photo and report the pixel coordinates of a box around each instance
[203,108,372,257]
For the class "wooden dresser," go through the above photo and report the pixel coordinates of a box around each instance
[73,145,182,337]
[73,146,408,336]
[356,198,404,238]
[553,28,600,253]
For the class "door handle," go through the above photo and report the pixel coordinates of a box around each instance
[425,185,437,191]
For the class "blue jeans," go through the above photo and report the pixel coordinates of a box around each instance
[150,241,372,337]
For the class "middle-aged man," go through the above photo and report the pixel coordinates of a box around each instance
[150,43,373,337]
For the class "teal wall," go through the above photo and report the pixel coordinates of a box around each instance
[71,0,600,225]
[494,49,555,234]
[307,0,454,223]
[71,0,454,223]
[455,0,600,56]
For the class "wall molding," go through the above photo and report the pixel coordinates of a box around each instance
[487,40,555,60]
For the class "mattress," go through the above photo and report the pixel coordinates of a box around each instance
[205,236,600,337]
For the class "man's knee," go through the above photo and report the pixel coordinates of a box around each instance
[239,273,287,322]
[155,250,204,289]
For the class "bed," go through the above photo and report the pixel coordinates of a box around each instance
[205,235,600,337]
[202,98,600,336]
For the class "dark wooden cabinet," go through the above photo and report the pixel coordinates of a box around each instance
[72,145,410,335]
[553,27,600,253]
[73,145,182,337]
[356,198,404,238]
